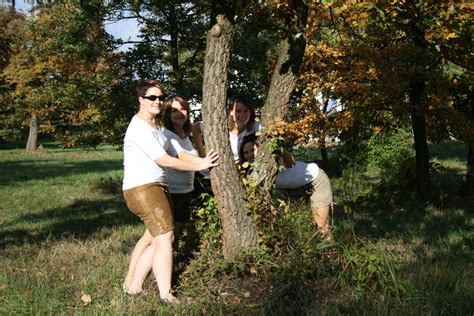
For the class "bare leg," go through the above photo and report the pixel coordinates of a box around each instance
[124,229,152,294]
[312,206,333,241]
[152,230,178,302]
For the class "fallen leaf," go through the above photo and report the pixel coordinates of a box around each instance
[81,293,92,305]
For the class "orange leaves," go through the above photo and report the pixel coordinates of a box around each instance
[297,0,472,148]
[266,112,328,146]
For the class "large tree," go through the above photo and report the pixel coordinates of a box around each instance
[3,2,120,149]
[0,7,25,141]
[199,0,309,257]
[201,13,259,258]
[294,1,473,199]
[104,1,211,101]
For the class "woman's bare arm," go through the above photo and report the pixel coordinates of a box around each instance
[191,122,206,158]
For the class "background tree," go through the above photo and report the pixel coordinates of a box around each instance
[292,1,473,199]
[0,7,24,141]
[3,2,120,149]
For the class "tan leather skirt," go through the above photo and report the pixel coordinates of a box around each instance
[123,183,174,237]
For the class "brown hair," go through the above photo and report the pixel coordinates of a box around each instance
[227,95,256,131]
[136,79,165,98]
[162,94,192,137]
[239,133,259,164]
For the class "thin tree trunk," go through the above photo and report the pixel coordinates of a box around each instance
[252,1,308,194]
[409,78,431,199]
[407,25,432,199]
[464,89,474,197]
[320,96,329,162]
[466,144,474,197]
[411,112,431,198]
[168,12,182,90]
[25,114,38,153]
[201,15,258,258]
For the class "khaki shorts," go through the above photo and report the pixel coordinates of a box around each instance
[309,169,333,209]
[123,183,174,237]
[285,169,333,209]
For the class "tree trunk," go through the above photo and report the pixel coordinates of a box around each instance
[409,78,431,199]
[409,26,431,199]
[320,95,329,162]
[201,15,258,258]
[252,1,308,194]
[168,12,183,90]
[466,144,474,197]
[411,112,431,198]
[25,114,38,153]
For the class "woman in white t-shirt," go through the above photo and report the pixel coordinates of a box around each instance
[122,80,219,302]
[192,95,261,163]
[161,94,200,250]
[239,134,334,241]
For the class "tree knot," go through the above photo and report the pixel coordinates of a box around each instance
[210,24,222,37]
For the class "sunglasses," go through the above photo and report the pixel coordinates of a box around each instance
[143,95,166,102]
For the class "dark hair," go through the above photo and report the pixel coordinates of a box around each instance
[239,133,259,164]
[136,79,165,98]
[227,95,256,130]
[161,94,192,137]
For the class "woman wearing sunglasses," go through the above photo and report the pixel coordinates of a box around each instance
[122,80,219,303]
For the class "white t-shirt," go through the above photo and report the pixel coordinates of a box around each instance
[229,121,261,163]
[122,115,169,190]
[197,120,261,163]
[275,161,320,189]
[162,128,197,194]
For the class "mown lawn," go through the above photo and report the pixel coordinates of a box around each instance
[0,141,472,314]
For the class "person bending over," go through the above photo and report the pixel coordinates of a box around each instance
[239,134,334,241]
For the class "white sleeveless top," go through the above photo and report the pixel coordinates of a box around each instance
[162,128,198,194]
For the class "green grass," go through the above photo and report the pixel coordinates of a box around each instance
[0,141,473,314]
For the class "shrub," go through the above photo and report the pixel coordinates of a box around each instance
[193,192,222,251]
[365,128,415,176]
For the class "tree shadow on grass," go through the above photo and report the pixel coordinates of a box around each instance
[329,195,473,313]
[343,195,472,244]
[0,158,122,187]
[428,142,468,161]
[0,196,138,248]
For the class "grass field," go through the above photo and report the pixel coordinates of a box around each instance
[0,141,473,314]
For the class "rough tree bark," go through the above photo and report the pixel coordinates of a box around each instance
[251,1,308,195]
[201,15,258,258]
[25,114,38,153]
